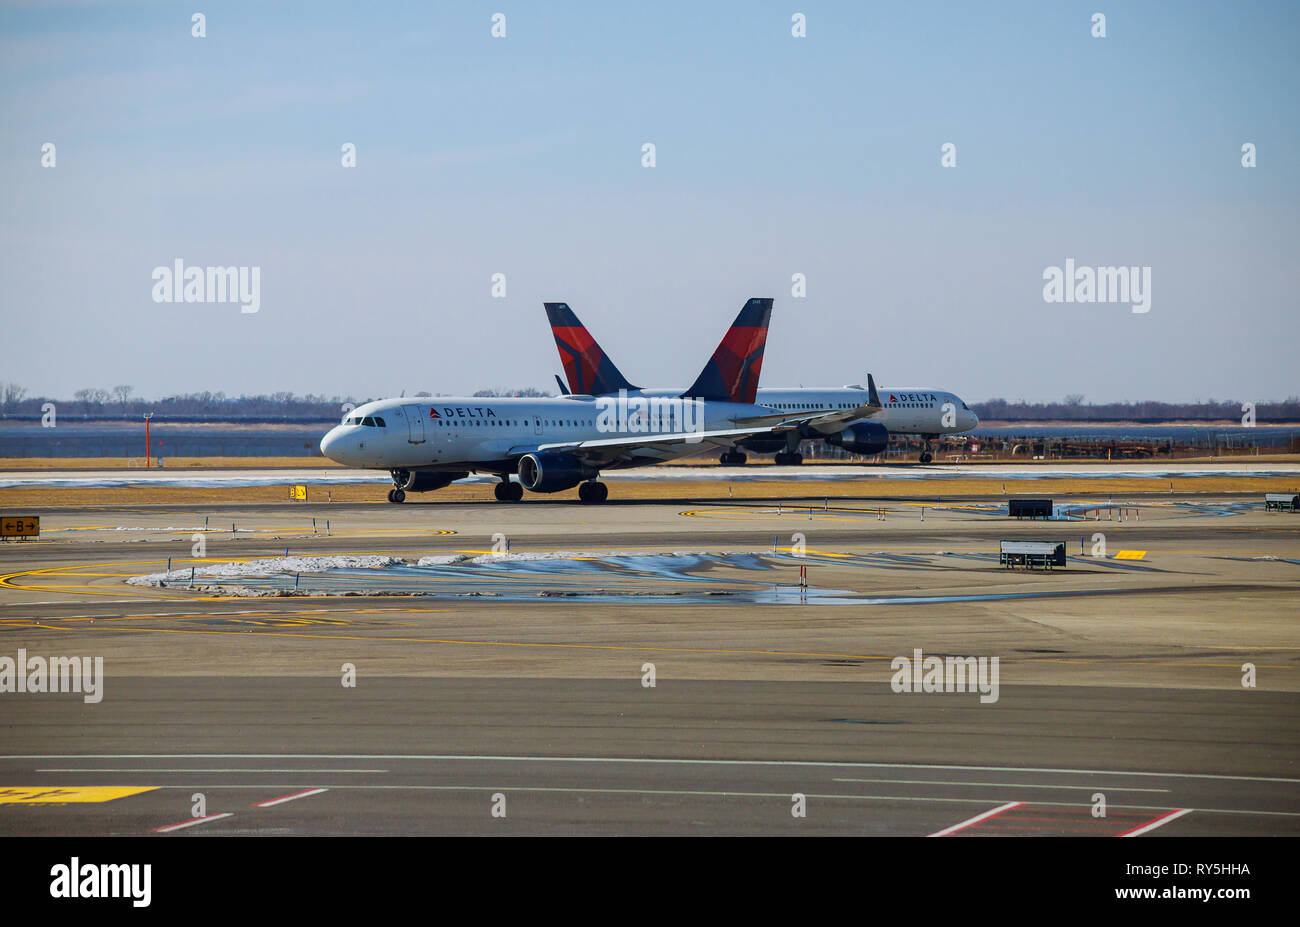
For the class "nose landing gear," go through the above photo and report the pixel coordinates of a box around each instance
[387,489,406,504]
[919,437,934,465]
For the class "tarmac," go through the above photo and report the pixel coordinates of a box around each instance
[1,480,1297,835]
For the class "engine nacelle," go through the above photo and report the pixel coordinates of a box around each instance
[825,422,889,456]
[517,452,593,493]
[393,469,468,492]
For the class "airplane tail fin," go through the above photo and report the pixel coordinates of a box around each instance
[683,298,773,404]
[544,302,638,395]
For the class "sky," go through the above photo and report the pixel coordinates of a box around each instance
[1,0,1297,404]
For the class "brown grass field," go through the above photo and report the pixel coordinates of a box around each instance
[0,475,1292,508]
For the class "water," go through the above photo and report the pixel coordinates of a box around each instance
[1,421,1295,458]
[0,423,330,458]
[971,425,1298,447]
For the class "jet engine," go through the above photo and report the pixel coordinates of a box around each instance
[825,422,889,456]
[517,453,594,493]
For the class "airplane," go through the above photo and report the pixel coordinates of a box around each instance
[318,298,882,503]
[545,302,978,465]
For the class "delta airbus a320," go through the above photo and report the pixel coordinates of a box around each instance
[319,299,880,503]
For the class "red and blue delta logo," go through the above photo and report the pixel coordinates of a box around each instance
[429,408,440,418]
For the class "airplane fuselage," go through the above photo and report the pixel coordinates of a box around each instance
[320,394,776,473]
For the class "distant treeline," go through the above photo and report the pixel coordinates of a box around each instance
[973,397,1300,422]
[0,384,552,423]
[1,383,1297,423]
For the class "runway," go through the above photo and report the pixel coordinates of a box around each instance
[4,680,1296,836]
[1,490,1297,835]
[2,459,1299,489]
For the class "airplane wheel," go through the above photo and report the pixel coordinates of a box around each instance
[593,482,608,503]
[387,489,395,503]
[774,452,788,465]
[735,453,747,465]
[919,452,933,464]
[791,453,803,465]
[508,482,523,502]
[494,481,511,502]
[392,489,406,503]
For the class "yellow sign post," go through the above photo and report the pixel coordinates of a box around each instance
[0,516,39,540]
[288,485,307,501]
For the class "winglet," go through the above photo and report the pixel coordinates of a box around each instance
[867,373,881,408]
[682,298,773,405]
[544,302,639,395]
[554,374,570,396]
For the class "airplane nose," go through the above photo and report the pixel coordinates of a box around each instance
[320,427,343,461]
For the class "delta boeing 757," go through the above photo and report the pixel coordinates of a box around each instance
[319,299,880,503]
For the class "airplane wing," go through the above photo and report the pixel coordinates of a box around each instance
[730,401,881,432]
[515,423,796,469]
[744,373,886,434]
[729,375,884,433]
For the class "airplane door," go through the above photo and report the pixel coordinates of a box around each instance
[533,416,543,436]
[404,405,426,444]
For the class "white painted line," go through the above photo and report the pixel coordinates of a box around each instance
[253,788,328,808]
[929,801,1025,837]
[834,778,1169,792]
[1116,808,1193,837]
[39,768,385,773]
[122,786,1295,817]
[6,755,1298,784]
[151,812,233,833]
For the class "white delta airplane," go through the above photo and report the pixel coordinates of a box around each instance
[545,302,978,466]
[320,298,888,503]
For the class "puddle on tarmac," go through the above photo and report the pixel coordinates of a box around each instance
[144,551,1145,606]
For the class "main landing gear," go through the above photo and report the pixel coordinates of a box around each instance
[719,448,748,466]
[386,489,406,504]
[773,451,804,466]
[494,478,524,502]
[577,480,608,504]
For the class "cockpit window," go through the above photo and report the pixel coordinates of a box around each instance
[374,417,385,427]
[361,416,375,426]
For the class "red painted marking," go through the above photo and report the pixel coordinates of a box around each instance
[929,801,1024,837]
[1116,808,1192,837]
[151,812,233,833]
[253,787,328,808]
